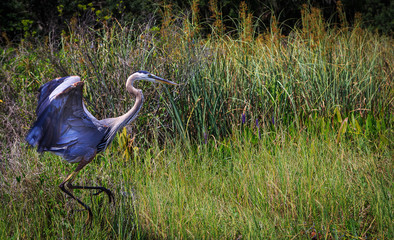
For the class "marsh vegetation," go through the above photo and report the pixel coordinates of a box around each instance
[0,2,392,239]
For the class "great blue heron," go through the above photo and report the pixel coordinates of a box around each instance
[26,71,177,221]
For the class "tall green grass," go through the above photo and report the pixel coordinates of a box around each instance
[0,130,392,239]
[1,6,392,147]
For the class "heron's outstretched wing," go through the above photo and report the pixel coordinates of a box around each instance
[26,76,108,162]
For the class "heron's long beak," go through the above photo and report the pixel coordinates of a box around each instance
[152,75,178,85]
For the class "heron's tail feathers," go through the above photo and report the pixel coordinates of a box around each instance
[26,125,44,149]
[26,104,59,153]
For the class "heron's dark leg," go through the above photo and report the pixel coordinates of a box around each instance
[67,184,114,204]
[68,185,114,203]
[59,161,93,222]
[65,159,114,204]
[59,158,114,223]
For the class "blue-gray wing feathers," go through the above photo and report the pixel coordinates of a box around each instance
[26,76,109,163]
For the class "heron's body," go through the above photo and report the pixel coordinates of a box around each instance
[26,71,176,221]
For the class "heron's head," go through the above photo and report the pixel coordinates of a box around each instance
[129,70,177,85]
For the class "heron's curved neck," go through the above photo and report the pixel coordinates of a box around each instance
[99,75,144,151]
[104,76,144,137]
[119,76,144,126]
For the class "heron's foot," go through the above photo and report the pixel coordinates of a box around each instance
[86,208,93,224]
[73,206,93,224]
[92,186,115,204]
[68,184,115,205]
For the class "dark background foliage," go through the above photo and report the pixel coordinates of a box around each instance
[0,0,392,43]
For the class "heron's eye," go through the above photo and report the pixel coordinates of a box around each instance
[148,74,152,78]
